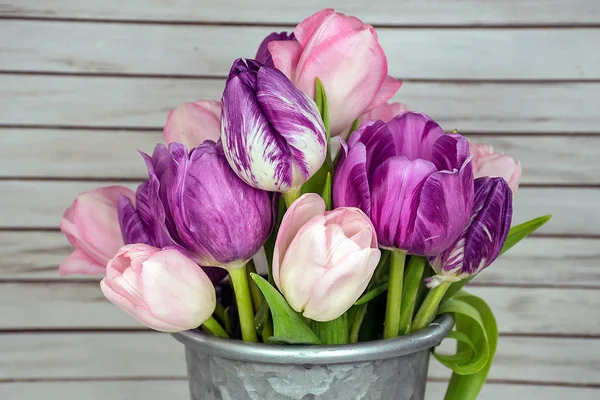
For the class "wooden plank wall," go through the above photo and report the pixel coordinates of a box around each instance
[1,1,599,399]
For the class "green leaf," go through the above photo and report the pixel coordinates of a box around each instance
[310,313,349,345]
[443,292,498,400]
[263,197,286,285]
[434,331,475,366]
[315,77,330,140]
[250,274,320,345]
[501,214,552,255]
[348,118,360,135]
[321,172,332,211]
[354,283,389,306]
[253,299,270,335]
[435,296,489,375]
[348,304,367,343]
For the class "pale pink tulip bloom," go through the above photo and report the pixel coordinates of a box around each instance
[163,100,221,149]
[359,102,408,124]
[273,194,381,322]
[59,186,135,276]
[269,8,401,136]
[101,244,216,332]
[470,143,522,193]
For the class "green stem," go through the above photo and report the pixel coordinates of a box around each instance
[282,187,301,208]
[201,316,229,338]
[398,256,427,335]
[245,260,262,313]
[412,281,452,332]
[349,305,367,343]
[262,316,273,342]
[311,313,349,345]
[383,250,407,339]
[228,265,258,342]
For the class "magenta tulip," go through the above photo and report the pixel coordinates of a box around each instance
[163,100,221,149]
[268,8,402,136]
[59,186,135,276]
[101,244,216,332]
[470,143,522,193]
[273,194,380,321]
[333,112,474,256]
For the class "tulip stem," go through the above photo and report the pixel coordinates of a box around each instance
[202,316,229,338]
[398,256,427,335]
[411,281,452,332]
[229,265,258,342]
[283,187,302,208]
[383,250,407,339]
[311,313,349,345]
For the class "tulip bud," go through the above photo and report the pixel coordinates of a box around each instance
[163,100,221,149]
[118,141,273,273]
[221,58,327,193]
[255,31,296,67]
[359,102,409,124]
[273,193,380,322]
[59,186,135,276]
[268,8,402,136]
[427,177,513,288]
[470,143,522,193]
[100,244,216,332]
[333,112,474,256]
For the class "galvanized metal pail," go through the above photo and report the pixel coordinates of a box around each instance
[172,313,453,400]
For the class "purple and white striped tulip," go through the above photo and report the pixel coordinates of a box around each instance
[426,177,513,288]
[333,112,474,256]
[118,141,274,274]
[255,31,296,68]
[221,58,327,193]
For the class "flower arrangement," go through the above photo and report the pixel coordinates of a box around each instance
[59,8,550,399]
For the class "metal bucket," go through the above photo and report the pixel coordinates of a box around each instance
[172,311,453,400]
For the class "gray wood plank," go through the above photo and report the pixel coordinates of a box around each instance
[2,20,599,79]
[2,75,599,133]
[1,0,599,25]
[3,130,599,185]
[1,281,598,335]
[0,381,597,400]
[1,333,598,385]
[0,182,571,234]
[3,233,595,287]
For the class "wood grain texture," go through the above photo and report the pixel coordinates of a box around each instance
[0,181,578,234]
[1,333,598,385]
[1,281,598,334]
[2,130,597,183]
[2,233,597,288]
[0,381,597,400]
[2,75,599,133]
[2,20,599,79]
[1,0,599,25]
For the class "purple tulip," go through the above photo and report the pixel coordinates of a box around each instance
[333,112,474,256]
[426,177,513,288]
[255,32,296,67]
[221,58,327,193]
[118,141,274,276]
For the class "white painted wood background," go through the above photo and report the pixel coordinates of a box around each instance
[1,0,599,399]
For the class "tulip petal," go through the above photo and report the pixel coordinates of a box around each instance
[136,174,175,248]
[163,100,221,149]
[370,156,438,249]
[269,39,303,80]
[324,207,377,248]
[293,8,336,46]
[256,32,296,68]
[58,249,106,276]
[118,196,150,245]
[273,193,325,288]
[350,120,396,179]
[303,246,380,321]
[386,112,445,162]
[431,134,471,171]
[221,73,294,192]
[411,160,474,256]
[142,249,216,329]
[367,75,403,112]
[359,102,409,124]
[332,140,371,214]
[256,66,327,187]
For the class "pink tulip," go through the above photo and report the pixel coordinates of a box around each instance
[359,102,408,124]
[163,100,221,149]
[470,143,522,193]
[273,194,381,322]
[269,8,401,136]
[59,186,135,276]
[100,244,216,332]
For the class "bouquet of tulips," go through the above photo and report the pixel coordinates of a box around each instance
[58,9,550,399]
